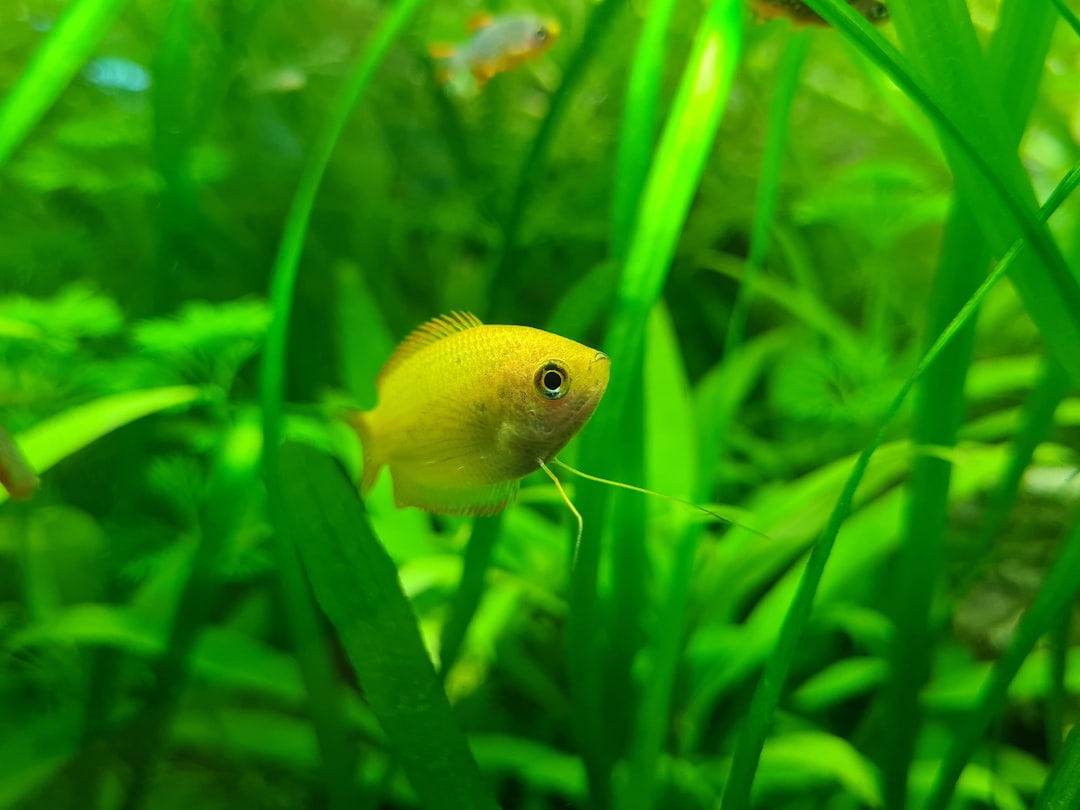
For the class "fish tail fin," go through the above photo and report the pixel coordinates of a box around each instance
[347,411,383,495]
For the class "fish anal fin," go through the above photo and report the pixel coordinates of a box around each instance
[390,469,518,516]
[467,12,494,32]
[376,312,483,385]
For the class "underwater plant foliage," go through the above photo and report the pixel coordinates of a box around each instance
[2,0,1080,808]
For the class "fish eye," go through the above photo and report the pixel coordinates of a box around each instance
[535,361,569,400]
[535,26,548,41]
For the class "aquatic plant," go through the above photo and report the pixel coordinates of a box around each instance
[1,0,1079,808]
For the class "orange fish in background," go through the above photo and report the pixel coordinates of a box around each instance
[429,13,560,96]
[751,0,889,25]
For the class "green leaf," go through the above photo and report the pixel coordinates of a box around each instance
[279,443,499,810]
[488,0,627,315]
[569,3,744,804]
[171,708,321,772]
[644,301,696,508]
[718,154,1080,810]
[117,416,268,808]
[133,299,271,389]
[470,734,586,800]
[923,649,1080,713]
[1051,0,1080,37]
[755,731,882,807]
[12,601,378,739]
[1034,722,1080,810]
[725,31,808,356]
[611,0,679,261]
[334,262,395,410]
[0,283,123,346]
[804,0,1080,385]
[256,0,430,803]
[698,255,862,361]
[791,657,888,713]
[910,762,1027,810]
[0,709,82,809]
[620,301,702,810]
[7,601,376,806]
[0,0,130,169]
[880,7,1057,804]
[437,514,503,678]
[924,509,1080,810]
[0,386,204,506]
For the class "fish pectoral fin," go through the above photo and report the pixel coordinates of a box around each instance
[467,12,494,32]
[389,469,519,517]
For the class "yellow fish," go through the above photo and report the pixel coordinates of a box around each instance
[350,312,609,516]
[750,0,889,25]
[429,13,560,96]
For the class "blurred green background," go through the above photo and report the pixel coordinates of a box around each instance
[2,0,1080,808]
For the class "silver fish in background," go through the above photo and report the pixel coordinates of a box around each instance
[429,13,560,97]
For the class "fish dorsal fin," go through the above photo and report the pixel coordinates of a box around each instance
[467,12,494,32]
[377,311,483,384]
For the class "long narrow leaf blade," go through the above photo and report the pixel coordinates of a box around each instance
[489,0,626,316]
[569,2,743,805]
[1034,722,1080,810]
[0,386,204,507]
[804,0,1080,385]
[279,443,499,810]
[256,0,428,802]
[0,0,129,168]
[719,158,1080,810]
[925,510,1080,810]
[881,4,1059,804]
[611,0,680,260]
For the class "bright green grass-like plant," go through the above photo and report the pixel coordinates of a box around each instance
[256,0,495,807]
[0,0,129,168]
[571,4,743,806]
[2,0,1080,808]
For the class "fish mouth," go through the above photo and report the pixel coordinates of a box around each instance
[588,351,611,395]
